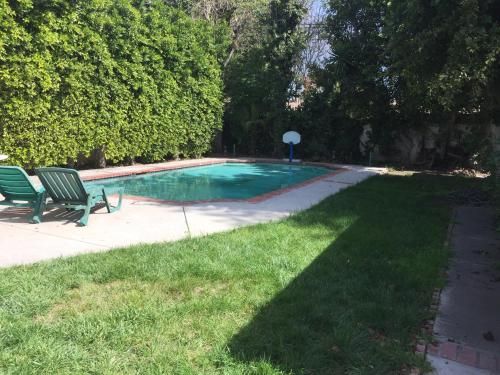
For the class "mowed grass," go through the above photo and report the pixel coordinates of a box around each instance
[0,174,484,374]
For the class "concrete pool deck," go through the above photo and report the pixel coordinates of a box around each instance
[0,158,385,268]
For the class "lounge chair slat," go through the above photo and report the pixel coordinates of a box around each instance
[0,182,34,190]
[44,173,64,201]
[0,175,30,182]
[67,174,85,201]
[54,173,75,201]
[67,175,86,201]
[2,188,35,195]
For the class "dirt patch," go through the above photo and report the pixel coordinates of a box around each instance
[35,279,232,324]
[34,280,184,324]
[192,282,229,296]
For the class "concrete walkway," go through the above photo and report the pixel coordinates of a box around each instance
[427,206,500,374]
[0,160,382,268]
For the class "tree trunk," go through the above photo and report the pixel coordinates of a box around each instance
[214,130,223,154]
[223,47,236,69]
[438,112,457,163]
[92,147,106,169]
[495,125,500,186]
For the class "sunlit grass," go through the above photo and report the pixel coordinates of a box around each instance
[0,173,484,374]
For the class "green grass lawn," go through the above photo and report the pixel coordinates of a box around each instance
[0,174,483,374]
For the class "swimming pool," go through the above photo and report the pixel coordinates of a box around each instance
[90,162,332,202]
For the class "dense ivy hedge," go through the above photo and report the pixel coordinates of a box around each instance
[0,0,228,167]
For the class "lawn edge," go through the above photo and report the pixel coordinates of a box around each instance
[411,207,457,374]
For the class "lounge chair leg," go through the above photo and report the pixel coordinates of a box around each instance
[31,192,46,224]
[78,197,92,226]
[102,189,123,213]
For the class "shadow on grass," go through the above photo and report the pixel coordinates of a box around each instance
[226,174,481,374]
[227,224,406,374]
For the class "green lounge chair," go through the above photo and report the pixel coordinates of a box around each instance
[0,166,46,223]
[35,167,123,226]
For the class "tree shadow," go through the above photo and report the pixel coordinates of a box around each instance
[227,224,386,374]
[226,174,462,374]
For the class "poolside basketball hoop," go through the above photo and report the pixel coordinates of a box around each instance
[282,131,301,163]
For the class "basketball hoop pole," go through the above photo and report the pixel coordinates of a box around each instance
[282,131,300,163]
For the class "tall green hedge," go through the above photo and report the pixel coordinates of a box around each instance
[0,0,228,167]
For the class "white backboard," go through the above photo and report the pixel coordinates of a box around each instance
[282,131,301,145]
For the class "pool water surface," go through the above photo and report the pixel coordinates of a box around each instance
[90,162,332,202]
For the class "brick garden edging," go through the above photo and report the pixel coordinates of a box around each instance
[423,341,499,372]
[414,288,500,373]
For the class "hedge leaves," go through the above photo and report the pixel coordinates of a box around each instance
[0,0,228,167]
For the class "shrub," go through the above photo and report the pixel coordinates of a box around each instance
[0,0,228,168]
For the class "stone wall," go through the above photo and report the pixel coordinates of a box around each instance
[361,122,496,167]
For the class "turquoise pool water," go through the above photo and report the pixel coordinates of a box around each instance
[91,163,331,202]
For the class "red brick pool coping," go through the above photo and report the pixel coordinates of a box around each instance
[77,158,347,205]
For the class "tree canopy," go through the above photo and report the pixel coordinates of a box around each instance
[294,0,500,167]
[0,0,498,169]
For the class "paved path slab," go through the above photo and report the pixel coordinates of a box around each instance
[428,206,500,374]
[428,355,494,375]
[0,160,382,268]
